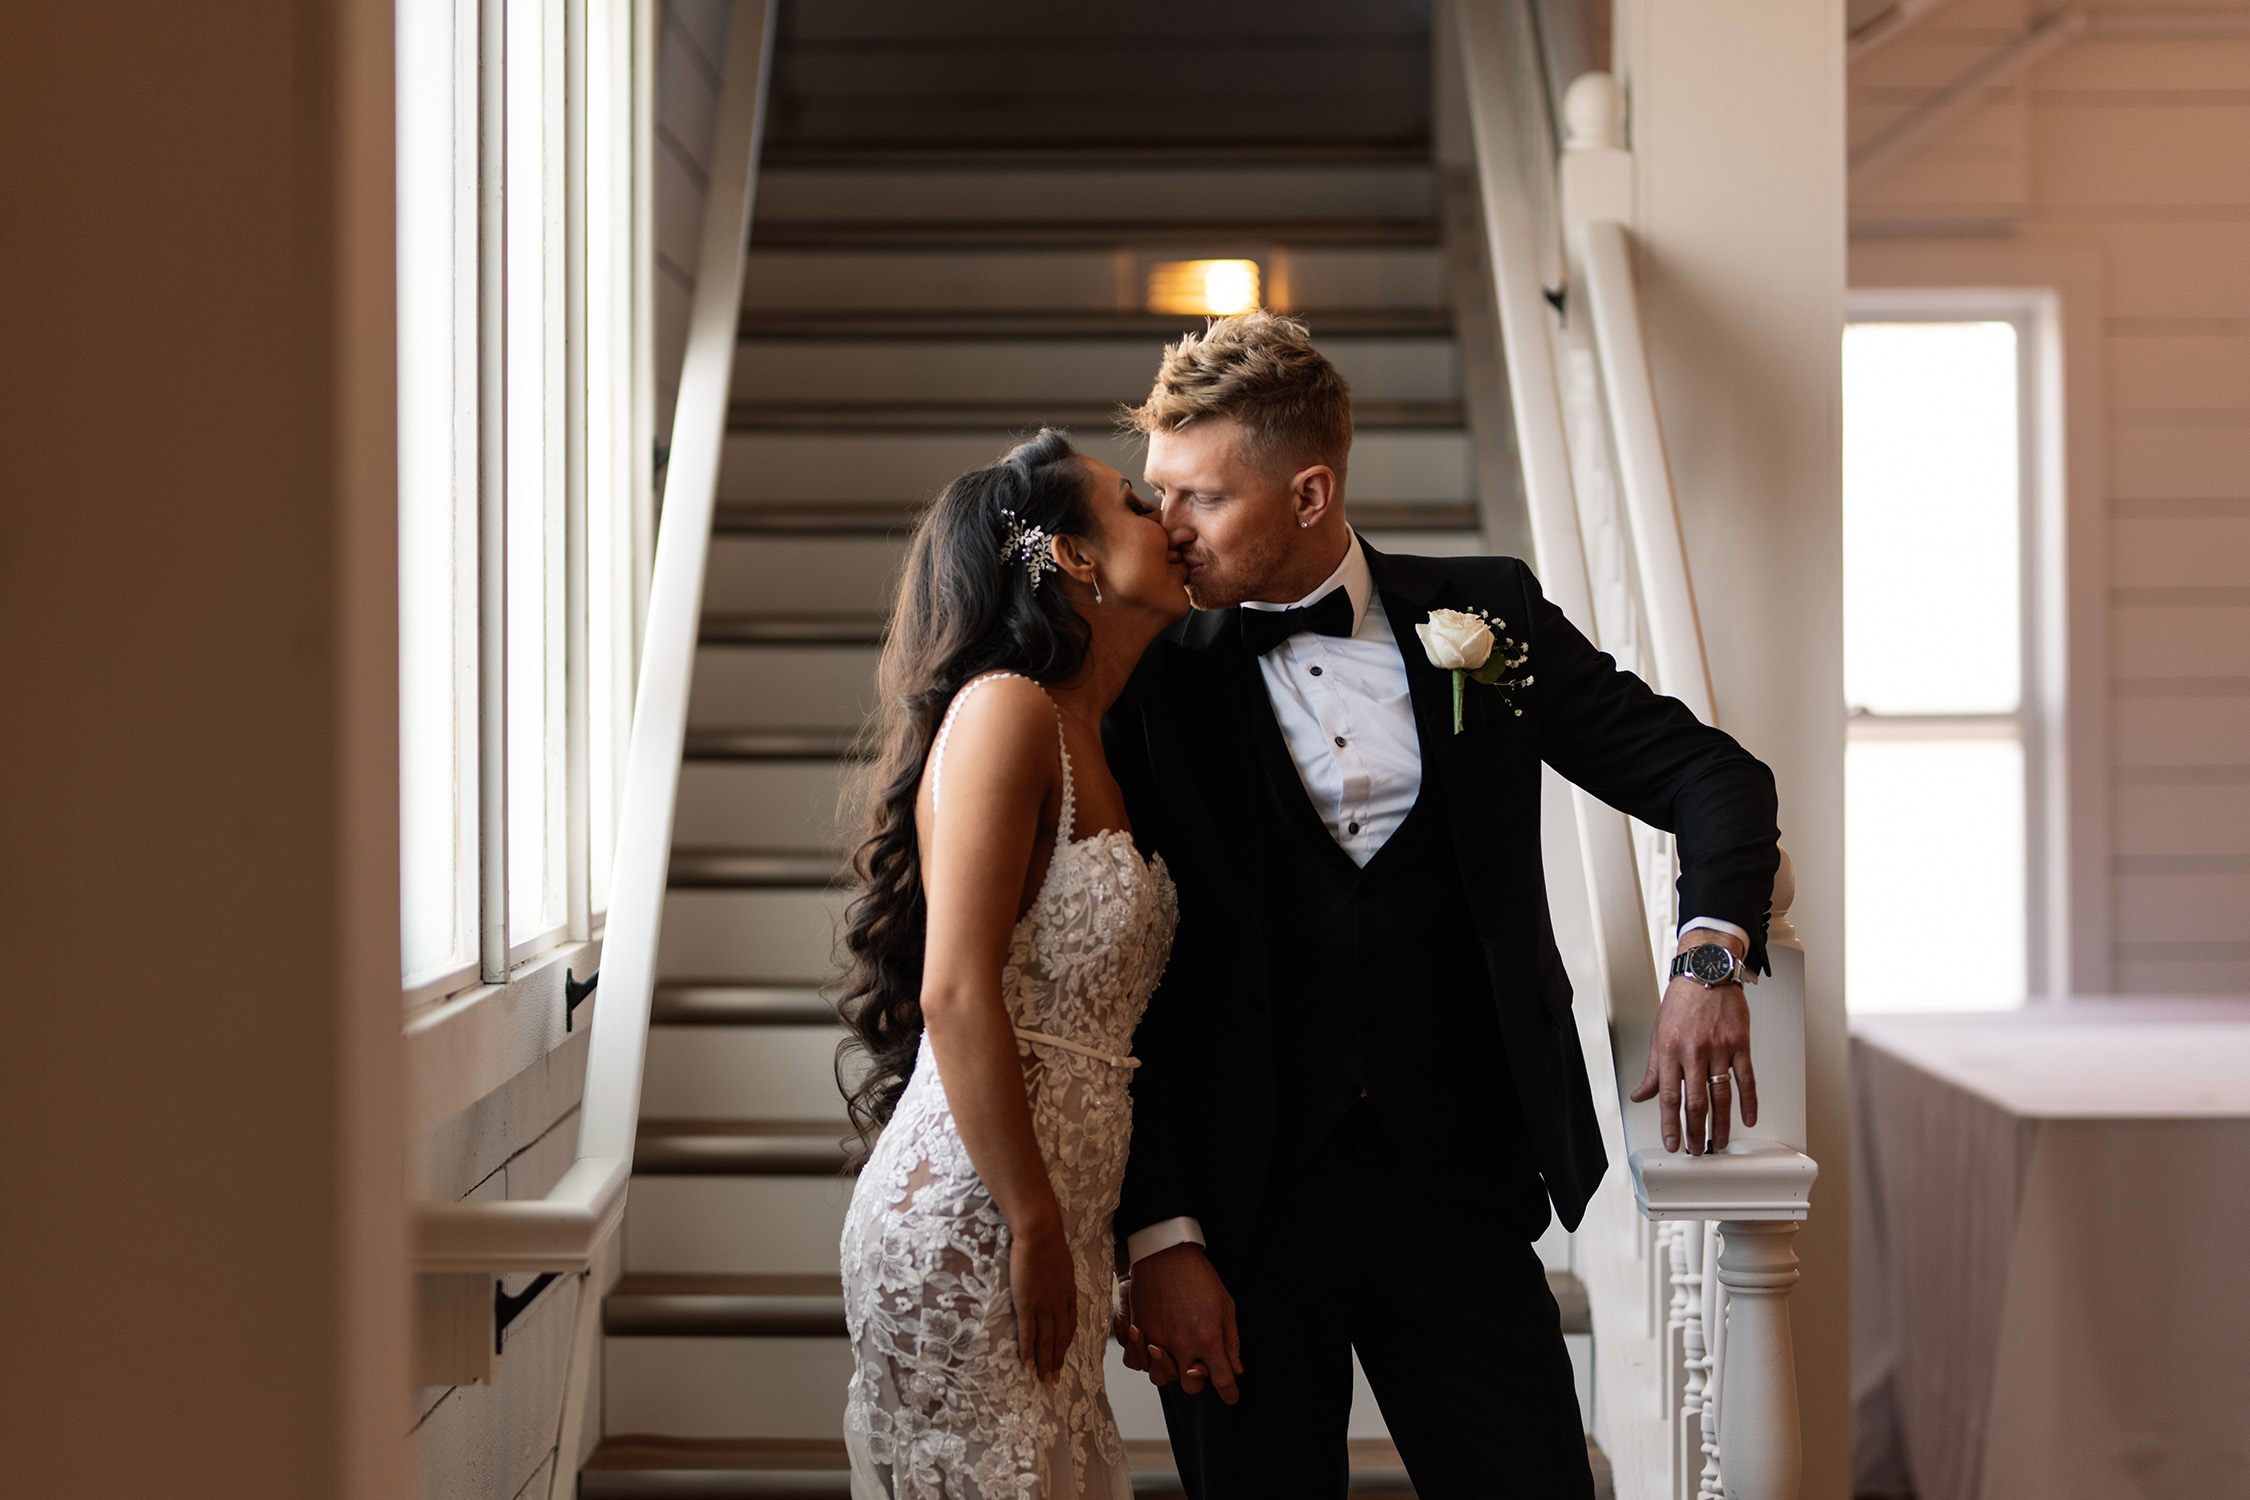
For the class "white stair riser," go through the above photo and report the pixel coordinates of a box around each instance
[600,1333,1444,1446]
[659,888,850,981]
[605,1336,854,1439]
[626,1177,853,1275]
[688,645,879,731]
[720,432,1472,504]
[676,760,852,849]
[756,164,1437,225]
[642,1026,853,1120]
[745,246,1444,316]
[733,336,1461,407]
[704,535,907,616]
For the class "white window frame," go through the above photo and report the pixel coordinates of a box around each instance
[398,0,650,1010]
[1845,288,2069,998]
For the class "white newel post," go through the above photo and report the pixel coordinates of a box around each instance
[1714,1222,1804,1500]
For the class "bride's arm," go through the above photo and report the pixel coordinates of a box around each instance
[916,676,1077,1382]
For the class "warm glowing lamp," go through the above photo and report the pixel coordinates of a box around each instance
[1146,259,1262,316]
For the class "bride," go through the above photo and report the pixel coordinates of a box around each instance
[835,429,1191,1498]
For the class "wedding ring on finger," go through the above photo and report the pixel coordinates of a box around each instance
[1708,1074,1731,1088]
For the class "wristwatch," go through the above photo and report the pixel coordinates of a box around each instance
[1670,942,1748,988]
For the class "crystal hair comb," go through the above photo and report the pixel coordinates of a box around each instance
[997,508,1058,585]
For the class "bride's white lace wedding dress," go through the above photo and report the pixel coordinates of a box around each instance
[841,672,1179,1499]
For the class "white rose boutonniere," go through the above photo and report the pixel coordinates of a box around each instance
[1415,606,1533,732]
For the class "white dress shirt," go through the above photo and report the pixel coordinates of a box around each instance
[1124,533,1748,1267]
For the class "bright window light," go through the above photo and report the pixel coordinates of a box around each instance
[1843,313,2031,1011]
[1146,259,1262,316]
[398,0,467,986]
[1843,321,2020,715]
[1847,737,2026,1009]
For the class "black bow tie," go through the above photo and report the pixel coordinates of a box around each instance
[1238,587,1356,656]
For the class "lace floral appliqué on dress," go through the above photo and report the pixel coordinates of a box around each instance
[842,673,1178,1499]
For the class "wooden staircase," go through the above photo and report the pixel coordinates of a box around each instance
[580,6,1607,1492]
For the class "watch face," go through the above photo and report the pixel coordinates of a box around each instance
[1687,944,1735,984]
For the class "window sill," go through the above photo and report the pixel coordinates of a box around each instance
[404,928,606,1139]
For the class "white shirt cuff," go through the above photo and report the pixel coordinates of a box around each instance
[1125,1217,1206,1266]
[1678,916,1750,948]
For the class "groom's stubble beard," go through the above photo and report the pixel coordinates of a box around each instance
[1179,505,1315,611]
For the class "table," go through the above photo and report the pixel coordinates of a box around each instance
[1850,1003,2250,1500]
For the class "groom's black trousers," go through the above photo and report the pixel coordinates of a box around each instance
[1156,1103,1595,1500]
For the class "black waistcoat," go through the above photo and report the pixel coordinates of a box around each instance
[1249,721,1551,1238]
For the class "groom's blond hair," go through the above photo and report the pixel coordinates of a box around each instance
[1124,310,1353,484]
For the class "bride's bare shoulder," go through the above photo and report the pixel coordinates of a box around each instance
[923,673,1059,814]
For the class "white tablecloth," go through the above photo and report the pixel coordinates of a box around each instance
[1850,1003,2250,1500]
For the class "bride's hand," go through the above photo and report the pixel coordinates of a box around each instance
[1010,1214,1079,1383]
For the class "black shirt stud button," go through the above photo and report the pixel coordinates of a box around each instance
[1333,735,1346,747]
[1348,821,1360,834]
[1309,665,1323,676]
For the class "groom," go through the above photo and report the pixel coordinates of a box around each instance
[1102,312,1780,1497]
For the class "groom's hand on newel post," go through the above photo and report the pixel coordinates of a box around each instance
[1631,928,1759,1155]
[1128,1242,1243,1403]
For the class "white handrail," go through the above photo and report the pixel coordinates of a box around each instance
[1452,10,1816,1497]
[412,0,774,1278]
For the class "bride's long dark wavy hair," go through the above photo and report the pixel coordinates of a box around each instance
[835,429,1098,1147]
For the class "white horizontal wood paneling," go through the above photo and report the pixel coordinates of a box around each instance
[625,1177,853,1273]
[2115,955,2250,992]
[2113,785,2250,856]
[2110,517,2250,587]
[2111,604,2250,676]
[2032,103,2250,207]
[2087,223,2250,319]
[641,1026,850,1119]
[2113,694,2250,766]
[657,888,849,980]
[2109,334,2250,412]
[2110,427,2250,501]
[2114,870,2250,942]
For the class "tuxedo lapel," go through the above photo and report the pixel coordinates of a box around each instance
[1366,542,1505,936]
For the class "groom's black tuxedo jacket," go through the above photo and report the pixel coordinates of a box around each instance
[1101,542,1780,1273]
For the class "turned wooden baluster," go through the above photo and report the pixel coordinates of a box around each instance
[1715,1222,1804,1500]
[1697,1221,1727,1500]
[1676,1220,1710,1500]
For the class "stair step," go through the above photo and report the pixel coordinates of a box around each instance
[581,1438,1423,1498]
[637,1120,853,1177]
[683,728,861,761]
[606,1275,847,1338]
[751,218,1441,252]
[699,614,885,647]
[653,984,838,1026]
[713,499,1480,538]
[739,310,1455,341]
[728,399,1464,434]
[1548,1270,1591,1335]
[668,849,846,890]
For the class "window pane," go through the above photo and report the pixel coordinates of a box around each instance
[1846,737,2026,1011]
[507,0,566,944]
[1843,322,2020,715]
[399,0,462,984]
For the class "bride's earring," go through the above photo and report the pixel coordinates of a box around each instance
[1092,570,1103,606]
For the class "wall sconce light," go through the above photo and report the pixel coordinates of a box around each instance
[1145,259,1262,316]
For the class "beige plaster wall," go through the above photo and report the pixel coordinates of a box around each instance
[1849,0,2250,995]
[0,2,407,1497]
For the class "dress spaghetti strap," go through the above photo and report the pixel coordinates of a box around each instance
[929,671,1073,846]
